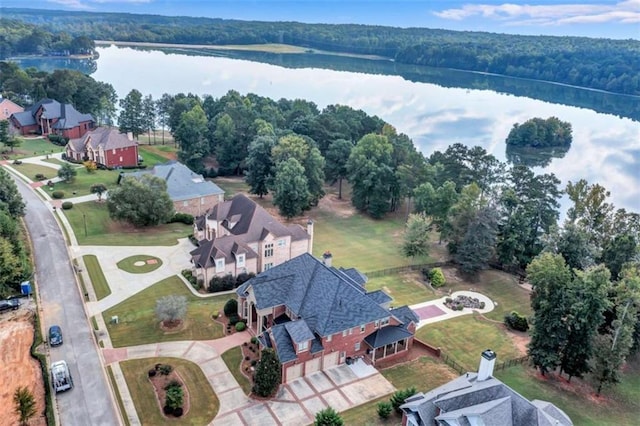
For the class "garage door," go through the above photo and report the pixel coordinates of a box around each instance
[323,351,339,369]
[304,358,321,375]
[286,363,302,381]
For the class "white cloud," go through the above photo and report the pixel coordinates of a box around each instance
[434,1,640,26]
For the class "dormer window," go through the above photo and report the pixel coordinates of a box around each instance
[381,317,390,327]
[298,341,309,352]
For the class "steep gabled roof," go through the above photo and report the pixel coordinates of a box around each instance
[13,99,94,128]
[190,236,258,267]
[68,127,137,153]
[236,253,414,337]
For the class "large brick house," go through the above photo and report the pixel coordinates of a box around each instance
[66,127,138,168]
[236,253,419,382]
[401,350,573,426]
[190,194,312,282]
[10,99,94,138]
[125,161,224,216]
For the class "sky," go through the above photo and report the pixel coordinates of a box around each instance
[2,0,639,39]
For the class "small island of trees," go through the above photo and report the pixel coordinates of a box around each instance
[506,117,573,148]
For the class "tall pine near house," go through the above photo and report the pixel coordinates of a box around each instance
[253,349,281,397]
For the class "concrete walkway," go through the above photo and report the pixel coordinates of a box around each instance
[103,335,395,426]
[411,291,495,329]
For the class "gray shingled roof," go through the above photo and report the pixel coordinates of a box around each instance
[237,253,412,337]
[284,320,315,344]
[400,372,573,426]
[68,127,137,154]
[13,99,93,128]
[10,110,35,126]
[390,306,420,327]
[367,290,393,305]
[190,236,258,267]
[338,267,368,286]
[126,161,223,202]
[363,326,413,348]
[270,323,297,363]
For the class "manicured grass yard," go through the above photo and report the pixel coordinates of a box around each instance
[83,255,111,300]
[42,158,67,167]
[138,144,177,167]
[116,255,163,273]
[417,315,522,371]
[9,162,58,181]
[103,276,228,347]
[366,272,436,306]
[120,357,219,425]
[64,201,191,246]
[221,347,253,395]
[6,137,63,159]
[341,356,458,425]
[54,168,121,197]
[212,177,250,197]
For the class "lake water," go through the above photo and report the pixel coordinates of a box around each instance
[22,45,640,213]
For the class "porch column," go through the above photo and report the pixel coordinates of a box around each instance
[247,302,252,328]
[394,341,398,354]
[383,345,387,358]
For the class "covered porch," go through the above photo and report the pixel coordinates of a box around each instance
[364,326,413,364]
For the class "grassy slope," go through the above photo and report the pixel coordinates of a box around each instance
[83,254,111,300]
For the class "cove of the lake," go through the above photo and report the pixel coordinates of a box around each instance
[16,45,640,213]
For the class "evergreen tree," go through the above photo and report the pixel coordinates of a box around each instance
[13,386,37,426]
[254,349,281,397]
[118,89,145,139]
[175,104,209,172]
[401,213,431,259]
[245,135,276,198]
[325,139,353,199]
[455,206,499,275]
[314,407,344,426]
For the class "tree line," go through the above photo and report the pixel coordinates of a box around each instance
[0,168,31,297]
[0,18,95,59]
[3,8,639,95]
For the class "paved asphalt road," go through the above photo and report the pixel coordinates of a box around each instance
[14,176,119,426]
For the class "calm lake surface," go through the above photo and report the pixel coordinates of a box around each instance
[25,45,640,213]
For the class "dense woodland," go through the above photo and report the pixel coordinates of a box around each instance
[1,8,639,95]
[0,18,94,58]
[506,117,573,148]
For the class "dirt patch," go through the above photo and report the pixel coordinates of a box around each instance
[0,309,46,426]
[507,330,530,356]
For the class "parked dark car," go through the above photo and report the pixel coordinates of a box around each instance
[0,298,20,313]
[49,325,63,346]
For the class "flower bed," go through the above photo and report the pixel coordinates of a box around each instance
[444,295,485,311]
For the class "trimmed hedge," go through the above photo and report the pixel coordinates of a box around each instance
[504,311,529,331]
[170,213,194,225]
[61,201,73,210]
[52,190,65,199]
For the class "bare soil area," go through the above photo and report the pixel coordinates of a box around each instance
[0,309,46,426]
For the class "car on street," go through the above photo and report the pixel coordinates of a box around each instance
[49,325,63,346]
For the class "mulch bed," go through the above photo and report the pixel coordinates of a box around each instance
[239,342,261,381]
[148,368,190,418]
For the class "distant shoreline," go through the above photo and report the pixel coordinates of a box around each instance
[94,40,390,61]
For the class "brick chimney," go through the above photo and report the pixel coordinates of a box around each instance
[322,251,332,267]
[477,349,496,381]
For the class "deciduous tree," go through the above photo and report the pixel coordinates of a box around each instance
[107,175,174,227]
[401,214,431,259]
[155,295,187,327]
[175,104,209,172]
[271,158,309,218]
[324,139,352,199]
[245,135,276,198]
[57,163,77,183]
[90,183,108,202]
[118,89,145,139]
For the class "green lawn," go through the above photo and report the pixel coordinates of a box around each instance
[106,366,131,426]
[5,137,64,159]
[9,162,58,181]
[103,276,229,347]
[312,212,431,272]
[417,315,522,371]
[495,358,640,426]
[42,158,67,167]
[221,347,253,395]
[64,202,191,246]
[116,255,163,273]
[138,144,177,167]
[83,255,111,300]
[341,356,459,425]
[120,357,218,425]
[54,168,121,197]
[212,177,250,197]
[366,273,436,307]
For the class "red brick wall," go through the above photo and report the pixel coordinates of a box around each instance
[324,321,378,359]
[14,122,38,135]
[105,145,138,168]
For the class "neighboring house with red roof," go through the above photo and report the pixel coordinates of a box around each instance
[0,98,24,121]
[235,253,420,382]
[10,99,95,138]
[65,127,138,168]
[190,194,312,281]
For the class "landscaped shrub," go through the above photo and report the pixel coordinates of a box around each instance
[390,387,417,413]
[224,299,238,317]
[251,336,259,345]
[165,384,183,411]
[164,380,182,390]
[235,272,256,287]
[148,369,156,377]
[222,274,235,291]
[504,311,529,331]
[12,159,22,165]
[377,401,393,419]
[158,364,173,375]
[314,406,344,426]
[52,190,65,199]
[429,268,446,287]
[229,314,240,326]
[445,297,453,304]
[173,407,183,417]
[170,212,194,225]
[236,321,246,332]
[163,405,173,415]
[61,201,73,210]
[253,349,281,397]
[479,301,486,309]
[250,360,257,367]
[35,173,47,181]
[48,134,69,146]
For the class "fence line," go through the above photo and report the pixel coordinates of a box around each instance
[496,355,529,371]
[364,261,453,278]
[438,352,529,375]
[441,352,466,375]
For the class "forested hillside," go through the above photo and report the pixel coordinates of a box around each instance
[0,18,94,58]
[2,8,639,95]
